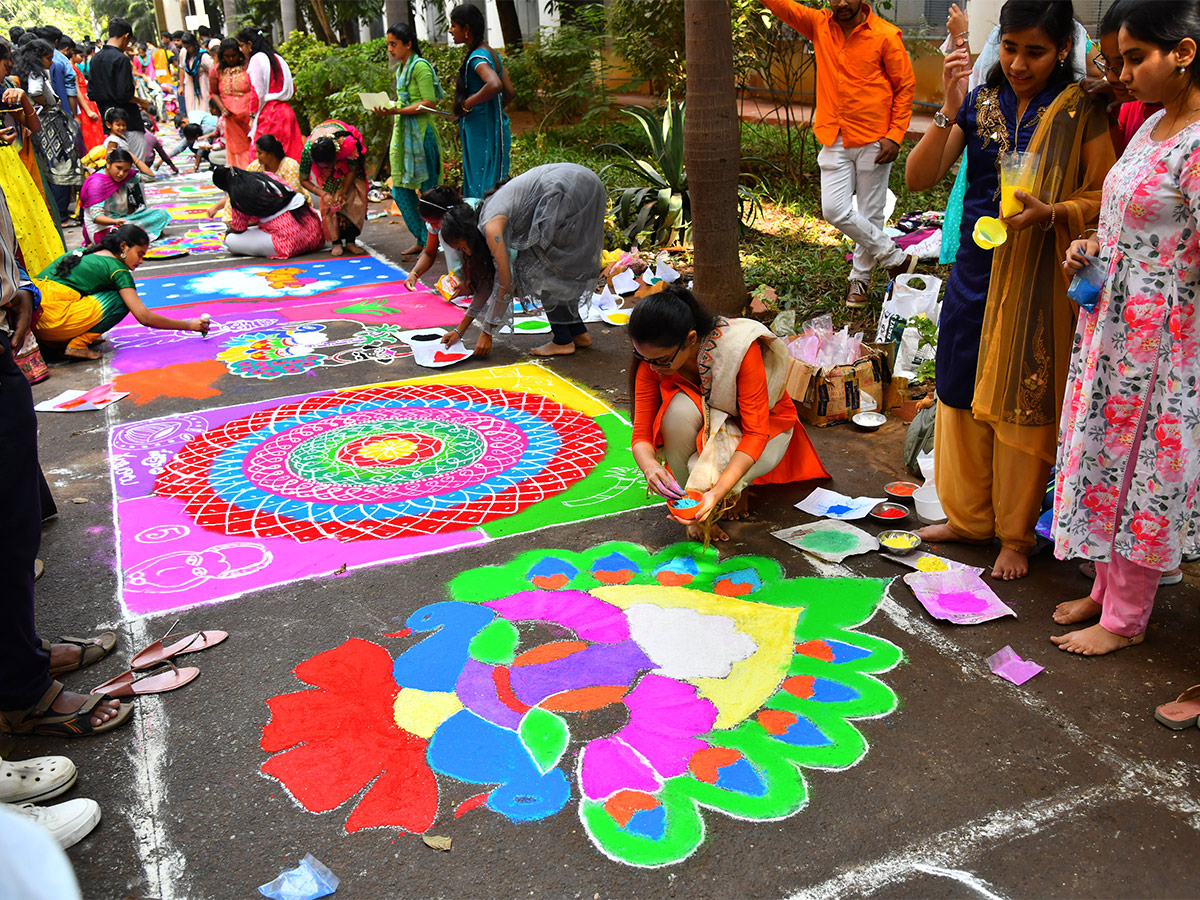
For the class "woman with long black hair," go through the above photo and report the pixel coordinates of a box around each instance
[32,224,208,359]
[179,32,212,124]
[215,165,323,258]
[449,3,510,198]
[236,27,303,161]
[438,162,606,358]
[375,22,444,255]
[14,38,81,225]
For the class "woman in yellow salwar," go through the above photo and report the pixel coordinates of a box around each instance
[905,0,1114,581]
[33,224,209,360]
[0,51,64,274]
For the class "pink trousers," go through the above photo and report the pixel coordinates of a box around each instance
[1088,361,1159,638]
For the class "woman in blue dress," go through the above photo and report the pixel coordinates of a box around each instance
[450,3,510,199]
[905,0,1111,581]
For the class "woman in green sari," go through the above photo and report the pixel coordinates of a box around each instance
[375,23,443,256]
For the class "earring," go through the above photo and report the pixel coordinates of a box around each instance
[1180,65,1189,75]
[121,251,127,259]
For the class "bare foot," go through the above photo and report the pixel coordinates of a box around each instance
[64,345,102,360]
[992,546,1029,581]
[530,341,575,357]
[50,689,122,728]
[1051,623,1145,656]
[572,333,592,348]
[401,243,422,256]
[1053,596,1101,625]
[687,521,729,542]
[330,243,344,257]
[726,493,750,521]
[913,523,989,544]
[344,242,365,256]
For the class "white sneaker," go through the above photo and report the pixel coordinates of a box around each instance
[8,798,100,849]
[0,756,77,804]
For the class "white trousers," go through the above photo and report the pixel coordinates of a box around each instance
[225,227,276,257]
[661,392,793,494]
[817,136,905,284]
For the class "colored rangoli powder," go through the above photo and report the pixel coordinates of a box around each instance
[915,557,951,572]
[671,497,700,510]
[797,531,860,553]
[825,504,854,516]
[936,590,990,613]
[886,483,917,497]
[880,534,919,550]
[874,507,907,519]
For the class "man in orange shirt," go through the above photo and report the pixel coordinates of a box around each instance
[763,0,918,308]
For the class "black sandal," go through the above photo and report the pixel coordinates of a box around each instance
[0,681,133,737]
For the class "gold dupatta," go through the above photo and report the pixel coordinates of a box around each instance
[973,84,1114,463]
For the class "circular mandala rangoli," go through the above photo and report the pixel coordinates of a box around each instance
[154,384,606,541]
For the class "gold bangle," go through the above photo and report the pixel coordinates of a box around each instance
[1041,203,1057,231]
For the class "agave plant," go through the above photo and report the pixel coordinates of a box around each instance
[600,94,764,248]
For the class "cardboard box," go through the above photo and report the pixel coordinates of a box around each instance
[784,340,900,427]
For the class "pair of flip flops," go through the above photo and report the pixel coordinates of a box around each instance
[1154,685,1200,730]
[91,630,227,698]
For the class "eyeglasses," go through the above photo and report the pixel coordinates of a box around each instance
[632,341,685,368]
[1094,54,1122,76]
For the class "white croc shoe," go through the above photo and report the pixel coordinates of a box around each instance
[8,797,100,849]
[0,756,77,804]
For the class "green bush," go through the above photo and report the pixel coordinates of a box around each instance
[606,0,685,96]
[517,4,607,125]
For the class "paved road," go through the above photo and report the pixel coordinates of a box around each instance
[19,195,1200,899]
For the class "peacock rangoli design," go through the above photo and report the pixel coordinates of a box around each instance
[259,541,902,867]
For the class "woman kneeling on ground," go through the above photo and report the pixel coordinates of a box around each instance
[215,166,324,259]
[437,162,606,357]
[402,184,472,297]
[629,285,830,541]
[32,224,209,359]
[80,148,170,244]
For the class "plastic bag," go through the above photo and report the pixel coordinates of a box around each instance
[770,309,797,338]
[894,324,935,380]
[259,854,339,900]
[875,273,943,343]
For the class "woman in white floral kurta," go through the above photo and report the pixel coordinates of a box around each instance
[1053,107,1200,653]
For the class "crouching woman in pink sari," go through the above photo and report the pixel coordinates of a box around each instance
[299,119,368,257]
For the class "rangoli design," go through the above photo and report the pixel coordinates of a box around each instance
[110,365,659,614]
[259,542,900,867]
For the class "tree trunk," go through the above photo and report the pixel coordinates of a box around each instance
[222,0,237,31]
[683,0,745,316]
[384,0,410,27]
[495,0,523,47]
[280,0,298,41]
[307,0,338,43]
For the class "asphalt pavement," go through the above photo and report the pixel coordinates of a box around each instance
[17,194,1200,900]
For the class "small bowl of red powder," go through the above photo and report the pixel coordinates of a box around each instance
[870,502,910,523]
[884,481,920,501]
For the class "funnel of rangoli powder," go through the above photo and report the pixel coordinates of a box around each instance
[973,216,1007,250]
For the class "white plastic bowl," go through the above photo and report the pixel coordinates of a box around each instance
[852,412,887,431]
[913,482,946,524]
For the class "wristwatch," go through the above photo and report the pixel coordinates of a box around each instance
[933,110,955,128]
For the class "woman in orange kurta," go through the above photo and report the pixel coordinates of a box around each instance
[209,39,254,169]
[629,285,828,541]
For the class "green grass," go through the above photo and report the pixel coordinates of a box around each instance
[511,115,956,329]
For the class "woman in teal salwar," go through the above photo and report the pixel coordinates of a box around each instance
[450,3,510,199]
[376,22,443,256]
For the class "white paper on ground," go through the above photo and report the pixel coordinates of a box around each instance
[794,486,887,520]
[35,387,129,412]
[611,267,639,294]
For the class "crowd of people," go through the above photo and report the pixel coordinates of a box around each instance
[4,0,1200,881]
